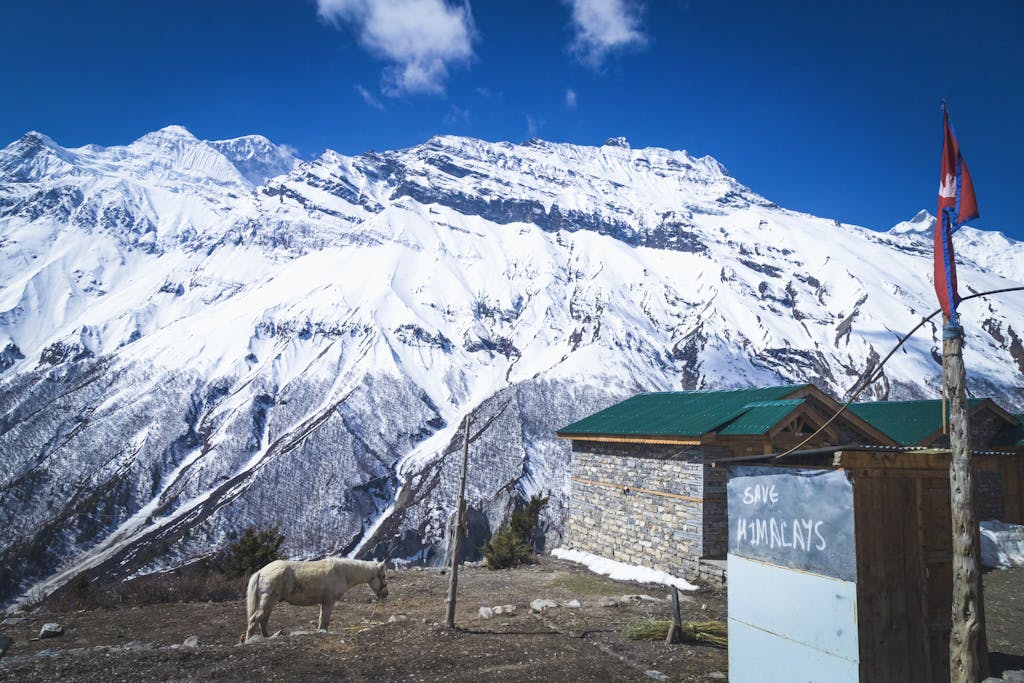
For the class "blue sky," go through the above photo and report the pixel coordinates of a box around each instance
[3,0,1023,239]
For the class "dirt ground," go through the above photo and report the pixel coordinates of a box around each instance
[0,556,729,682]
[1,559,1022,682]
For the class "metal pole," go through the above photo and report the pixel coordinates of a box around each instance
[445,414,470,629]
[944,318,988,682]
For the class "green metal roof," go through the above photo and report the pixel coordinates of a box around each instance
[846,399,986,446]
[557,385,807,438]
[718,400,806,436]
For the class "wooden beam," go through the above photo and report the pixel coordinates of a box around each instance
[558,434,701,446]
[833,450,998,472]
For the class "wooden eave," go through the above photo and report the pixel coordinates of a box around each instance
[916,399,1020,447]
[783,384,899,447]
[765,402,841,442]
[556,433,701,446]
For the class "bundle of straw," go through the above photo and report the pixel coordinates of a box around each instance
[624,618,727,648]
[624,619,671,640]
[679,620,727,648]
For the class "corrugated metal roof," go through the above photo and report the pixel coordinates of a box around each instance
[557,385,806,438]
[718,400,805,435]
[846,399,986,446]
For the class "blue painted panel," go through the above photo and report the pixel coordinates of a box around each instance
[729,618,860,683]
[728,554,859,682]
[728,466,856,581]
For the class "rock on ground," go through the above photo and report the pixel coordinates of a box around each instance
[38,623,63,639]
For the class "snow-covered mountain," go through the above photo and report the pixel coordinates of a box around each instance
[879,209,1024,284]
[1,126,1022,605]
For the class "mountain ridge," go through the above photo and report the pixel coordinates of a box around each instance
[1,126,1022,607]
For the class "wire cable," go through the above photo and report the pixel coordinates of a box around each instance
[771,285,1024,461]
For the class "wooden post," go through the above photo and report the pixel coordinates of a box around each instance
[665,586,683,644]
[445,415,471,629]
[943,319,988,682]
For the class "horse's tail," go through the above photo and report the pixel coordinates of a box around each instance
[246,571,260,624]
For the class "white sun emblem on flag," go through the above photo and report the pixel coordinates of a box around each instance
[939,172,956,198]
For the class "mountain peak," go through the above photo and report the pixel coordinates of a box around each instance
[911,209,932,224]
[129,125,200,149]
[603,136,630,149]
[0,131,81,182]
[208,133,275,151]
[17,131,60,149]
[207,135,299,187]
[889,210,935,235]
[154,124,197,138]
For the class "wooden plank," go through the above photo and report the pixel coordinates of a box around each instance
[914,477,934,683]
[836,450,999,472]
[558,434,701,445]
[853,470,939,682]
[880,478,908,682]
[921,471,953,681]
[897,475,929,683]
[851,468,951,480]
[855,475,879,682]
[1003,461,1023,523]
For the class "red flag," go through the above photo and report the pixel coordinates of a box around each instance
[934,109,979,319]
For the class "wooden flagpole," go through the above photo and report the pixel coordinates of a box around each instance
[943,318,988,682]
[445,414,471,629]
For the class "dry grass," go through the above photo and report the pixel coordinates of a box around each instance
[43,568,246,612]
[624,618,728,648]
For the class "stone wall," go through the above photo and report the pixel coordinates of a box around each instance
[701,447,732,559]
[566,442,727,581]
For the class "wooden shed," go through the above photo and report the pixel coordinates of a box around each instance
[848,399,1024,522]
[728,447,1018,682]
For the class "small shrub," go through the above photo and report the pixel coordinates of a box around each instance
[482,494,548,569]
[221,527,285,579]
[45,571,94,611]
[481,527,534,569]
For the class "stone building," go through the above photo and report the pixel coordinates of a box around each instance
[558,385,1024,586]
[556,384,894,585]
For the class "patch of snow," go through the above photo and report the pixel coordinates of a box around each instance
[980,520,1024,569]
[552,548,698,591]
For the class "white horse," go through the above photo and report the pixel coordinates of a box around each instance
[245,558,388,640]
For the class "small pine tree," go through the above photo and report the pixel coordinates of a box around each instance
[482,494,549,569]
[221,527,285,579]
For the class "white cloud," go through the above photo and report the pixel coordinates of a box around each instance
[354,84,386,110]
[317,0,475,95]
[565,88,578,108]
[443,104,470,125]
[526,114,545,138]
[565,0,647,68]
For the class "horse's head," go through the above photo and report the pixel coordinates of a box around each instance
[370,561,388,600]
